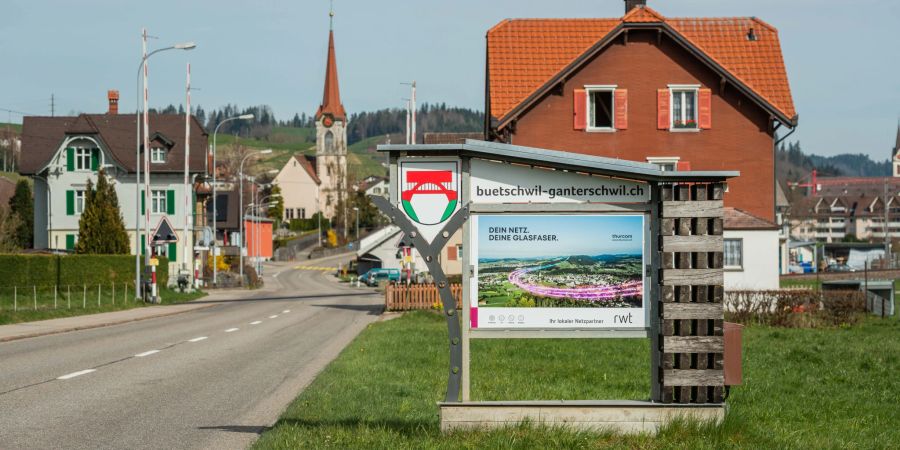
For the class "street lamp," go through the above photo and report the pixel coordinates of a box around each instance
[238,149,272,285]
[211,113,254,286]
[134,31,195,300]
[353,206,359,242]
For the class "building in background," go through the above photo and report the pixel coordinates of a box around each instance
[274,155,320,222]
[314,23,348,220]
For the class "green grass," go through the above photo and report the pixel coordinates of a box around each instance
[254,309,900,449]
[0,285,206,325]
[0,122,22,133]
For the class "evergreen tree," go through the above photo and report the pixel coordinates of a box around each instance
[8,179,33,248]
[75,169,130,254]
[266,184,284,225]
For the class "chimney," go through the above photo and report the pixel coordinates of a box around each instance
[625,0,646,13]
[107,90,119,115]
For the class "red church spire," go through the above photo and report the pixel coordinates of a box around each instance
[316,29,346,121]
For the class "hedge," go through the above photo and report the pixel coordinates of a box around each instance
[0,254,168,287]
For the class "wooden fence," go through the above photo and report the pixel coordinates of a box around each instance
[385,283,462,311]
[657,183,726,404]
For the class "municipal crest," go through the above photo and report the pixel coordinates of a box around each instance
[398,159,460,242]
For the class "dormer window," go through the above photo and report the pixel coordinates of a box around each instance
[150,147,166,163]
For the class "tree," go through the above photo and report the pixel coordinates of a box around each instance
[0,205,21,253]
[8,179,33,248]
[75,169,130,254]
[267,183,284,225]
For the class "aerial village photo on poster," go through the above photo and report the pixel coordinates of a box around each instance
[475,215,644,309]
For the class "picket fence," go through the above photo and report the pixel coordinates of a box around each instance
[384,283,462,311]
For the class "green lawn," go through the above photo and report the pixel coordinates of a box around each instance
[0,286,206,325]
[254,309,899,449]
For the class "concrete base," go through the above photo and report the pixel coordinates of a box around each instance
[439,400,725,434]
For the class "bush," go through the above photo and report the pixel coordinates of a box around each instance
[0,254,168,287]
[725,289,866,327]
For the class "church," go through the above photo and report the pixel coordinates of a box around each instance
[274,15,348,224]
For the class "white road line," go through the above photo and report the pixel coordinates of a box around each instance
[135,350,160,357]
[57,369,96,380]
[269,315,278,319]
[250,321,262,325]
[188,336,208,342]
[273,272,280,278]
[282,310,290,313]
[225,328,239,333]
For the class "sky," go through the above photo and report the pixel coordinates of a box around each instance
[478,215,643,259]
[1,0,898,158]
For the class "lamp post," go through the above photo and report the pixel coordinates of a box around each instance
[134,29,195,300]
[239,149,271,285]
[211,113,254,286]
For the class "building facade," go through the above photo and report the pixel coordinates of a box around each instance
[274,155,320,221]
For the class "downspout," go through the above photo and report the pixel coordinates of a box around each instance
[774,120,797,266]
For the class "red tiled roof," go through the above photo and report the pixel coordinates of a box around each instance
[724,207,779,230]
[487,6,796,123]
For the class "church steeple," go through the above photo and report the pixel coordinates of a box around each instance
[315,10,346,122]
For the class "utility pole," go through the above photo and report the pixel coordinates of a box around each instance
[50,94,55,117]
[885,178,891,267]
[183,62,192,283]
[142,28,156,302]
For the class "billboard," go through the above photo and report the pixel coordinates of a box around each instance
[470,214,645,330]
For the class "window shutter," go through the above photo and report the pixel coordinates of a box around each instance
[573,89,587,130]
[447,245,458,261]
[614,89,628,130]
[657,89,670,130]
[167,190,175,215]
[141,235,145,256]
[677,161,692,171]
[66,190,75,215]
[91,148,99,171]
[66,148,75,171]
[66,234,75,251]
[168,242,177,262]
[698,88,712,129]
[141,190,145,213]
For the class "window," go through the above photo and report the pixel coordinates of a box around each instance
[647,157,680,172]
[586,86,615,130]
[724,238,743,269]
[75,148,92,170]
[285,208,295,220]
[74,190,85,214]
[298,208,306,219]
[324,131,334,153]
[151,190,167,214]
[150,147,166,163]
[670,86,698,129]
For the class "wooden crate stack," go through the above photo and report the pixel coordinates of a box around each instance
[657,183,725,404]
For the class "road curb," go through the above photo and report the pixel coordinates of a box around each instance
[0,303,216,343]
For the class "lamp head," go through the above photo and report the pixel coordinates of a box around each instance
[175,42,197,50]
[260,149,273,155]
[238,114,254,120]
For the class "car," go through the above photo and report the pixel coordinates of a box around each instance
[824,263,855,273]
[358,268,401,286]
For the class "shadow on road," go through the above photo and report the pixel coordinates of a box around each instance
[197,425,270,434]
[313,303,385,316]
[190,292,378,305]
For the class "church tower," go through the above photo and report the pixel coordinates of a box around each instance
[893,123,900,177]
[315,8,348,220]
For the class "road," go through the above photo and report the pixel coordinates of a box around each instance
[0,254,381,450]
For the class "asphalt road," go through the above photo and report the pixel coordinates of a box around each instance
[0,254,382,450]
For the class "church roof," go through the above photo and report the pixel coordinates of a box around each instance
[315,30,347,121]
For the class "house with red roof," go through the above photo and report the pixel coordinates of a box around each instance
[484,0,795,289]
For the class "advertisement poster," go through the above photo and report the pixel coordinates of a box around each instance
[470,214,646,330]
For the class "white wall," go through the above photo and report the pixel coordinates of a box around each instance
[274,156,319,221]
[724,229,780,290]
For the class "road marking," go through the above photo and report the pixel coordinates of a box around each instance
[188,336,208,342]
[250,321,262,325]
[282,309,290,313]
[294,266,333,272]
[225,328,239,333]
[57,369,96,380]
[135,350,160,357]
[269,315,278,319]
[273,272,280,278]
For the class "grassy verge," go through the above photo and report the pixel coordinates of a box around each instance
[254,310,899,449]
[0,286,206,325]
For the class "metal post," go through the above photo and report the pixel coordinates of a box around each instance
[67,285,70,309]
[112,282,115,305]
[33,285,37,310]
[183,62,192,282]
[142,28,153,301]
[83,285,86,308]
[98,284,101,307]
[13,286,16,312]
[54,285,58,309]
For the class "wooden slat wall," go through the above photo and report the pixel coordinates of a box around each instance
[385,283,462,311]
[657,183,725,404]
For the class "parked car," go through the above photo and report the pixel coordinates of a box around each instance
[824,263,855,273]
[358,268,401,286]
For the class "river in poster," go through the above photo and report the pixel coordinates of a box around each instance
[470,214,646,330]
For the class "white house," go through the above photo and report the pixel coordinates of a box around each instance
[273,155,320,221]
[723,207,780,290]
[20,97,208,277]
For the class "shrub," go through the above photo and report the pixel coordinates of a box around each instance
[0,254,167,287]
[725,289,866,327]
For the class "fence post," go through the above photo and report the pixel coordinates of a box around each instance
[54,285,58,309]
[112,283,115,306]
[33,285,37,310]
[83,285,86,308]
[124,283,128,303]
[97,284,101,307]
[13,286,16,312]
[68,285,71,309]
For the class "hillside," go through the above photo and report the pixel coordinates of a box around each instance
[776,141,890,184]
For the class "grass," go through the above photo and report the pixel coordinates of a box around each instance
[0,285,206,325]
[254,308,900,449]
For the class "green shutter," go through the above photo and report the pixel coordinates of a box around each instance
[141,190,145,214]
[141,235,145,256]
[66,190,75,215]
[91,148,99,171]
[167,190,175,215]
[168,242,177,262]
[66,148,75,171]
[65,234,75,250]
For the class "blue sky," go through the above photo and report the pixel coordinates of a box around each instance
[1,0,898,158]
[478,215,643,259]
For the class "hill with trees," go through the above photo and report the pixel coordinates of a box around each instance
[776,141,891,185]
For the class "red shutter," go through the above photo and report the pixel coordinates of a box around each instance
[614,89,628,130]
[447,245,457,261]
[573,89,587,131]
[677,161,692,171]
[657,89,670,130]
[698,88,712,129]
